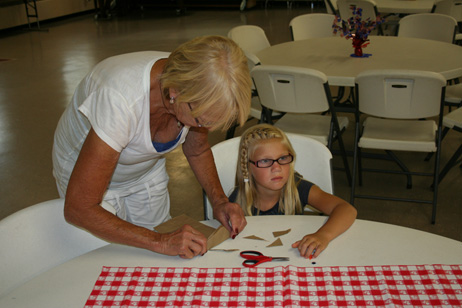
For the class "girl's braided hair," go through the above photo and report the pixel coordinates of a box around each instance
[235,124,302,215]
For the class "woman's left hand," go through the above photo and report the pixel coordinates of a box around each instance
[292,233,329,259]
[213,201,247,239]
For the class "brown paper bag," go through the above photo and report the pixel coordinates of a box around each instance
[155,214,230,250]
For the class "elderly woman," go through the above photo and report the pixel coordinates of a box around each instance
[52,36,252,259]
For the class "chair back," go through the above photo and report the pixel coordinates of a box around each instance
[227,25,271,55]
[203,134,333,220]
[244,51,265,120]
[337,0,379,22]
[355,69,446,119]
[290,13,336,40]
[244,51,261,92]
[434,0,462,22]
[245,51,261,72]
[0,199,110,297]
[250,65,330,114]
[398,13,457,43]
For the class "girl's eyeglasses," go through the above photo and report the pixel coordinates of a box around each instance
[249,154,293,168]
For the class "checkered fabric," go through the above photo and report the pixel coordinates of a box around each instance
[85,264,462,307]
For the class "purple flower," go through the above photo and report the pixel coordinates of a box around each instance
[332,5,385,40]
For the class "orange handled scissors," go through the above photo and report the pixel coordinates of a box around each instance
[240,250,290,268]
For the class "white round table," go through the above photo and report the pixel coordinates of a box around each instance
[257,36,462,87]
[1,216,461,308]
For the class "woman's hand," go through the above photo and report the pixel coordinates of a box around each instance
[292,232,330,259]
[213,201,247,238]
[158,225,208,259]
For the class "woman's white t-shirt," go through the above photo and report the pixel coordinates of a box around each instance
[52,51,190,226]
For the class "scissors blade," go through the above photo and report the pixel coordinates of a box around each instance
[271,257,290,261]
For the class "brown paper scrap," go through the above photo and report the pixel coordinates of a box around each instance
[155,214,215,237]
[209,249,240,252]
[154,214,230,250]
[243,235,267,241]
[272,229,291,237]
[267,238,283,247]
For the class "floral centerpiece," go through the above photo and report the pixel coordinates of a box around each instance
[332,6,385,57]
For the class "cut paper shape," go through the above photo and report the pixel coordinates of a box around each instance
[272,229,291,237]
[154,214,230,250]
[209,249,240,252]
[267,238,283,247]
[244,235,267,241]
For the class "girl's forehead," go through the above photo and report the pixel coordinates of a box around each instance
[251,138,288,154]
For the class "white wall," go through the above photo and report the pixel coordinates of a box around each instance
[0,0,94,30]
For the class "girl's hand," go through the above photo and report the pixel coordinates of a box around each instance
[291,233,330,259]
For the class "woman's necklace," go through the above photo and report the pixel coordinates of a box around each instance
[159,80,182,128]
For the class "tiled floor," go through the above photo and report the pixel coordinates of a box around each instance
[0,3,460,242]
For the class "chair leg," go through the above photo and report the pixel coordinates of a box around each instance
[350,121,361,205]
[431,129,444,225]
[438,144,462,184]
[327,122,352,186]
[357,147,363,186]
[337,134,352,186]
[386,150,412,189]
[425,127,450,161]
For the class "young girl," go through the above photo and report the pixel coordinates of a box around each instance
[229,124,357,259]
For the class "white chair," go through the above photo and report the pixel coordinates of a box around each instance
[289,13,336,41]
[351,69,447,224]
[337,0,383,35]
[0,198,112,297]
[445,83,462,110]
[224,34,282,139]
[434,0,462,43]
[438,107,462,183]
[225,51,264,139]
[250,65,351,185]
[434,0,462,21]
[244,51,271,123]
[203,134,334,220]
[397,13,457,43]
[227,25,271,56]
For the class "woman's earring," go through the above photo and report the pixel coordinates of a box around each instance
[169,97,175,104]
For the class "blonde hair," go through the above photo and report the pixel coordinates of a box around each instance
[160,35,252,131]
[235,124,302,216]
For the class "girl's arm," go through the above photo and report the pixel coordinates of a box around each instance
[291,185,357,259]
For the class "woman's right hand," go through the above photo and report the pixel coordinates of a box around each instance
[158,225,208,259]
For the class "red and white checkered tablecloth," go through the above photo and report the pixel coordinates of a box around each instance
[85,264,462,307]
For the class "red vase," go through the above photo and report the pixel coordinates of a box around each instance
[352,37,365,57]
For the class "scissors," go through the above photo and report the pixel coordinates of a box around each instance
[240,250,290,268]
